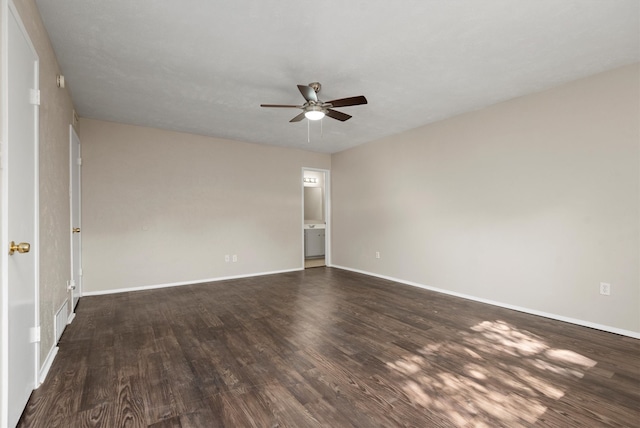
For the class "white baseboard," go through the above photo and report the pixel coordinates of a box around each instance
[37,346,58,387]
[331,265,640,339]
[82,267,304,296]
[67,312,75,324]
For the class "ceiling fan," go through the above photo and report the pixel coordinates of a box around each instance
[260,82,367,122]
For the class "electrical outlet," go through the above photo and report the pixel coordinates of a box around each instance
[224,255,230,262]
[600,282,611,296]
[375,251,380,259]
[232,255,238,262]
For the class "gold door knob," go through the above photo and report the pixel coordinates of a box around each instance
[72,228,81,233]
[9,241,30,255]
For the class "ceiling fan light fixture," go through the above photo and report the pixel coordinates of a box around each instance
[304,107,325,121]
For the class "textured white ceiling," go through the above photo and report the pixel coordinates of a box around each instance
[35,0,639,153]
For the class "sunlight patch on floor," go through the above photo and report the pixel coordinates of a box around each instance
[386,320,597,426]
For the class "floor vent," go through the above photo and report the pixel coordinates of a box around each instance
[55,300,69,343]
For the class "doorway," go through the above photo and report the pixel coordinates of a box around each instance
[302,168,329,269]
[70,125,82,310]
[2,2,40,426]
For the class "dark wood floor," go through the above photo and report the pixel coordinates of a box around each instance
[18,268,639,427]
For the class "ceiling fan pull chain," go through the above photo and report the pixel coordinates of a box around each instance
[321,117,323,138]
[307,118,310,143]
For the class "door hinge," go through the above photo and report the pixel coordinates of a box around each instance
[30,89,40,105]
[30,326,41,343]
[77,157,82,166]
[67,279,76,291]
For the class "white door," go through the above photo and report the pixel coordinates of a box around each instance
[70,126,82,309]
[3,4,39,427]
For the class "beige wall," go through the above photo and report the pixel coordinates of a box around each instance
[80,118,330,293]
[332,64,640,334]
[10,0,76,366]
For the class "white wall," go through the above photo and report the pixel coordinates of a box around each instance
[331,64,639,335]
[80,118,330,293]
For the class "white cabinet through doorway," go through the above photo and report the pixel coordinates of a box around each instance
[304,229,325,258]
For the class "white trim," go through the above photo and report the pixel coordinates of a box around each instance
[67,312,76,325]
[36,346,58,388]
[332,265,640,339]
[1,1,9,422]
[82,268,304,296]
[301,167,331,268]
[32,37,41,400]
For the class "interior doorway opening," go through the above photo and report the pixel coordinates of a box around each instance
[70,125,82,310]
[302,169,329,269]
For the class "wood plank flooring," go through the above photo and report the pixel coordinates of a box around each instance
[18,268,640,427]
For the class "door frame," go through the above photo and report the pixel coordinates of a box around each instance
[301,167,330,268]
[69,125,82,310]
[1,0,41,423]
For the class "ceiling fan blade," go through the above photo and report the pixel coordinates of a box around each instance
[297,85,318,102]
[260,104,302,108]
[326,109,352,122]
[289,112,306,122]
[326,95,368,108]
